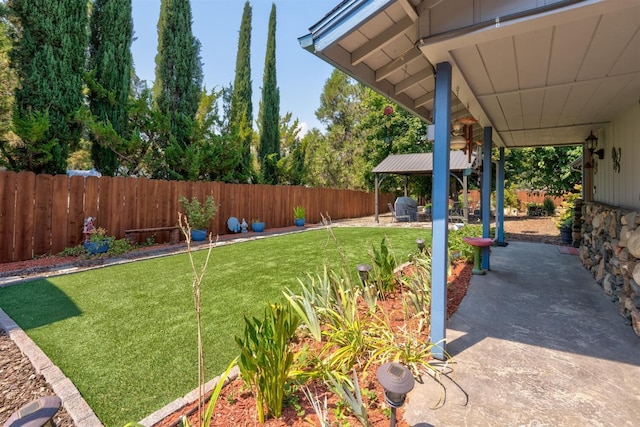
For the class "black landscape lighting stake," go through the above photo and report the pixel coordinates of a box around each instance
[356,263,372,284]
[377,362,415,427]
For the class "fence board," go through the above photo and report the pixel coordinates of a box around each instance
[110,177,126,238]
[99,177,114,237]
[85,176,99,222]
[150,180,161,231]
[68,177,85,246]
[51,175,69,254]
[135,178,149,230]
[122,177,137,233]
[175,180,188,229]
[0,172,17,261]
[34,174,54,255]
[14,172,36,261]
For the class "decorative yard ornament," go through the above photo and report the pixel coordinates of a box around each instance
[383,105,395,144]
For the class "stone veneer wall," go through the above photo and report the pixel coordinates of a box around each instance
[580,201,640,337]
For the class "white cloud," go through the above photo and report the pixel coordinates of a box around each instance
[297,122,309,138]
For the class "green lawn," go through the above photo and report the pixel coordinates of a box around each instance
[0,227,430,426]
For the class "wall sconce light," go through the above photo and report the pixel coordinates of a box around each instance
[415,238,425,252]
[377,362,415,427]
[585,131,604,159]
[356,263,372,284]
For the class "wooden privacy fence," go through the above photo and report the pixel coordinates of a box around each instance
[0,171,394,263]
[466,189,564,211]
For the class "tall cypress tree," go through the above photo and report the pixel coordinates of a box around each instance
[258,3,280,184]
[0,6,17,170]
[8,0,88,174]
[230,1,254,182]
[154,0,203,179]
[88,0,133,176]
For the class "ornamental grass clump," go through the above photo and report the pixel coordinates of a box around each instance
[235,302,300,423]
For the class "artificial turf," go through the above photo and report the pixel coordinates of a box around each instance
[0,227,430,426]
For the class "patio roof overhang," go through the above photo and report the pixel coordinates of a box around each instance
[299,0,640,149]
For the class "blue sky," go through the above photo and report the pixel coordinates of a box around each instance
[131,0,338,135]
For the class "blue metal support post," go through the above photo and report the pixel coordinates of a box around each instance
[495,147,507,246]
[481,127,492,270]
[430,62,452,360]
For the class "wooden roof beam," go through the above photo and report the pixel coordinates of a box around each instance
[375,47,422,82]
[352,16,415,66]
[395,68,435,95]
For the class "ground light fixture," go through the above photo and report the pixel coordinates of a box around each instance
[415,238,426,252]
[356,263,372,284]
[376,362,415,427]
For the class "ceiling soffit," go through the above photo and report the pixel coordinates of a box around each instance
[303,0,640,148]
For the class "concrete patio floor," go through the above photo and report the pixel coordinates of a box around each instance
[404,241,640,426]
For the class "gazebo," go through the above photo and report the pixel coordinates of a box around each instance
[372,151,477,222]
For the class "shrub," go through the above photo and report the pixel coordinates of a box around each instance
[106,238,133,256]
[504,184,519,211]
[557,187,580,229]
[59,245,85,257]
[178,195,218,230]
[542,196,556,216]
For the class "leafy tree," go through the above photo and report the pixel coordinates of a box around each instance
[359,88,430,196]
[229,1,255,182]
[310,69,368,189]
[7,0,88,174]
[276,112,305,185]
[87,0,133,176]
[153,0,203,180]
[187,87,242,182]
[257,3,280,184]
[504,146,582,195]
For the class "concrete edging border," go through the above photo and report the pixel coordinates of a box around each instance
[0,308,103,427]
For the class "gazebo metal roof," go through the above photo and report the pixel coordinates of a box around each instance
[372,151,477,176]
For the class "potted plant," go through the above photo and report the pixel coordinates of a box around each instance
[559,217,573,244]
[251,219,265,232]
[293,206,305,227]
[84,227,112,255]
[179,195,218,241]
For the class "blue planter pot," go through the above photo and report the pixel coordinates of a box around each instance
[294,218,305,227]
[190,229,207,241]
[84,239,110,255]
[252,222,265,232]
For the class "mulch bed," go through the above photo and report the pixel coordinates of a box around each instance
[151,261,472,427]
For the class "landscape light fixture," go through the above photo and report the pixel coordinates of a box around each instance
[376,362,415,427]
[585,131,604,159]
[356,263,372,284]
[415,238,425,252]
